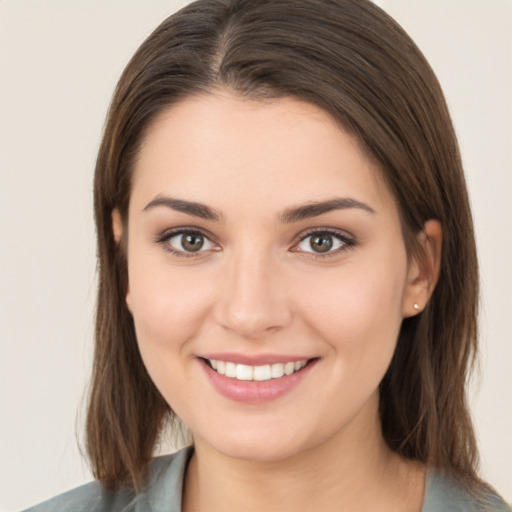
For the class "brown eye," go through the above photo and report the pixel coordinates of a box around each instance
[295,230,353,256]
[181,233,204,252]
[309,234,333,253]
[164,230,216,255]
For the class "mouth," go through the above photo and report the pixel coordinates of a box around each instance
[198,354,319,402]
[203,357,312,382]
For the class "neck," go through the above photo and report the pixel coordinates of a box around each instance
[182,395,425,512]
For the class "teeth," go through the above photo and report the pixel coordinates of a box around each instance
[271,363,284,378]
[284,362,295,375]
[235,364,253,381]
[253,365,271,381]
[207,358,309,381]
[225,362,236,378]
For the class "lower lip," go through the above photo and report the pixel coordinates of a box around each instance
[200,359,318,404]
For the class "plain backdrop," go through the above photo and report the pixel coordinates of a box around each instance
[1,1,511,510]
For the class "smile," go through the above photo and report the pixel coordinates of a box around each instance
[200,356,319,403]
[206,358,309,381]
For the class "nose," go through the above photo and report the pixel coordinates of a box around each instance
[213,247,292,340]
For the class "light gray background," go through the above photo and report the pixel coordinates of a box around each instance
[1,1,511,510]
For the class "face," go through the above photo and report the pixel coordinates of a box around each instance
[122,92,422,462]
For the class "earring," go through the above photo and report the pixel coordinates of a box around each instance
[413,303,420,312]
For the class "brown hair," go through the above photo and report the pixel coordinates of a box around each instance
[88,0,480,493]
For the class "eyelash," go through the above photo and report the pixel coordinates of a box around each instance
[155,227,356,258]
[156,228,219,258]
[292,228,356,258]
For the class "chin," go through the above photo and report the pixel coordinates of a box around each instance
[218,440,304,463]
[193,421,326,464]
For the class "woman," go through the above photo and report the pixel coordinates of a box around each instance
[24,0,509,510]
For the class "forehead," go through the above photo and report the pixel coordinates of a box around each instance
[131,92,396,217]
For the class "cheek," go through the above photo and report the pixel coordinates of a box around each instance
[297,256,408,363]
[125,256,217,408]
[126,251,212,353]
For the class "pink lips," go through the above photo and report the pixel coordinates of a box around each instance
[199,355,318,404]
[201,352,312,366]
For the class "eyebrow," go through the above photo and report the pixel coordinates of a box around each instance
[143,195,375,223]
[279,197,376,223]
[143,196,223,221]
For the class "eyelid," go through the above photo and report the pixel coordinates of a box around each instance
[155,227,220,257]
[290,227,356,256]
[155,226,355,258]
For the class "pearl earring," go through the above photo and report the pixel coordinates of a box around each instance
[413,303,420,312]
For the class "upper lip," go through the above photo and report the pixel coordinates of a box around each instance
[200,353,317,366]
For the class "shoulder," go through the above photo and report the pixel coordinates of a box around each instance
[423,470,511,512]
[21,480,133,512]
[22,446,193,512]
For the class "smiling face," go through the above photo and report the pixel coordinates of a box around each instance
[121,92,426,462]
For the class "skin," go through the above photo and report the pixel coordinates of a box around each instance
[114,91,442,512]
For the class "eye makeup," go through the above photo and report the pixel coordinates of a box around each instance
[291,227,356,259]
[154,225,356,260]
[155,227,219,258]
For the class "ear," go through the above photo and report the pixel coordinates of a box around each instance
[111,208,132,312]
[112,208,123,243]
[402,219,442,317]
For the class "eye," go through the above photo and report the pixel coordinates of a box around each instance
[158,229,217,256]
[294,229,354,256]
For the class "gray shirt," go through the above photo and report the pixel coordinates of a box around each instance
[23,447,510,512]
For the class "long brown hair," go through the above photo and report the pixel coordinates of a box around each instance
[88,0,480,493]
